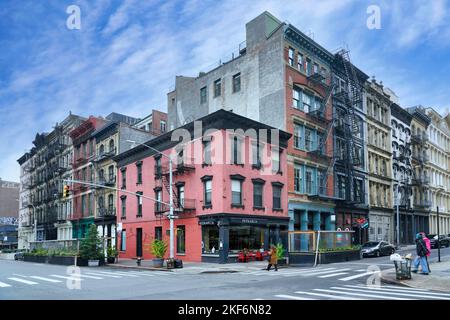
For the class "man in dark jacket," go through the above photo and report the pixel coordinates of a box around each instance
[412,233,430,275]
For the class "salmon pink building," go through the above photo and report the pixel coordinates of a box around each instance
[114,110,291,263]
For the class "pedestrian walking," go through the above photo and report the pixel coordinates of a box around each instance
[412,233,430,275]
[420,232,431,273]
[266,245,278,271]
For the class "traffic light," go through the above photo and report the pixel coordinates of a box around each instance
[63,185,70,198]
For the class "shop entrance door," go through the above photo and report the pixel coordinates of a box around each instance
[136,228,142,257]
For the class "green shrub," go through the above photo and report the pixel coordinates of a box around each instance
[79,225,104,260]
[318,245,361,253]
[275,243,285,260]
[150,239,167,259]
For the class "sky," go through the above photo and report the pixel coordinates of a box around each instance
[1,0,449,182]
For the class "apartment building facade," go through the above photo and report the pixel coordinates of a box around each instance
[91,118,155,249]
[133,109,168,136]
[407,106,431,236]
[114,110,291,263]
[69,116,106,239]
[366,80,394,243]
[391,103,414,244]
[425,108,450,235]
[18,153,34,249]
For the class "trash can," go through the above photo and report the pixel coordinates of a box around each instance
[174,259,183,268]
[394,259,411,280]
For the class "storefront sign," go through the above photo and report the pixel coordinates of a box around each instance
[241,219,260,224]
[199,220,216,226]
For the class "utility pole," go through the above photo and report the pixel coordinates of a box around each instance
[437,205,441,262]
[396,183,400,249]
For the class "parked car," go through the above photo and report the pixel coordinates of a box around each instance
[428,234,450,248]
[14,251,24,261]
[361,241,395,257]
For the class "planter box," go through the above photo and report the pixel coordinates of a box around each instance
[23,255,48,264]
[48,256,76,265]
[76,258,105,267]
[152,258,164,268]
[88,260,100,267]
[289,250,361,265]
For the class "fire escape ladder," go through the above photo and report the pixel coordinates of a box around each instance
[161,173,179,210]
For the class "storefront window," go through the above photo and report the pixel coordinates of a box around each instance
[229,226,264,252]
[202,225,219,254]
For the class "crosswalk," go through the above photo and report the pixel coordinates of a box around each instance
[0,269,177,290]
[260,285,450,300]
[236,266,384,281]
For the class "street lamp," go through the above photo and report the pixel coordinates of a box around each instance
[126,140,175,259]
[435,187,445,263]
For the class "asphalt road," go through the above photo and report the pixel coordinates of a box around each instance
[1,246,449,300]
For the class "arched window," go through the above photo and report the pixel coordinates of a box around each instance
[99,169,104,181]
[109,139,115,152]
[98,196,104,209]
[99,144,105,155]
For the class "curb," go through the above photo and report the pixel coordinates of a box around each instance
[107,264,174,272]
[380,271,450,293]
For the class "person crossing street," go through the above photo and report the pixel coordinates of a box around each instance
[266,245,278,271]
[412,233,430,275]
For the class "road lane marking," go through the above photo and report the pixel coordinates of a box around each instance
[275,294,316,300]
[318,272,349,278]
[338,271,380,281]
[122,272,155,277]
[29,276,62,283]
[0,281,11,287]
[331,287,421,299]
[377,285,429,292]
[294,290,366,300]
[8,277,38,285]
[75,274,103,279]
[300,268,351,276]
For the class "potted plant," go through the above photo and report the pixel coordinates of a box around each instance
[79,225,104,267]
[107,247,118,264]
[275,243,287,265]
[150,239,167,268]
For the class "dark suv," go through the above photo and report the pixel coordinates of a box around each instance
[428,234,450,249]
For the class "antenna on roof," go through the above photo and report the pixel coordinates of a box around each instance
[307,29,315,40]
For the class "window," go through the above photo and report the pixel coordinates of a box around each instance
[121,168,126,189]
[272,148,280,173]
[317,132,324,154]
[313,63,319,74]
[293,87,301,109]
[81,195,86,216]
[176,225,185,254]
[232,73,241,93]
[155,227,162,241]
[121,197,126,218]
[305,128,313,151]
[99,144,105,156]
[297,53,303,71]
[204,179,212,206]
[160,120,166,133]
[354,179,363,203]
[272,184,282,209]
[177,185,185,207]
[203,139,212,165]
[294,165,302,193]
[200,86,207,104]
[288,47,294,66]
[120,230,126,251]
[137,192,143,217]
[136,162,142,184]
[231,179,242,206]
[108,194,114,211]
[253,183,263,208]
[232,136,242,165]
[155,190,162,212]
[294,124,302,149]
[302,92,312,112]
[82,168,87,181]
[337,175,346,199]
[108,165,114,182]
[305,58,312,76]
[214,79,221,97]
[305,169,313,194]
[109,139,115,153]
[318,170,326,195]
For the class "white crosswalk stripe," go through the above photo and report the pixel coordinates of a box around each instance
[8,277,38,285]
[275,294,316,300]
[318,272,349,278]
[0,281,12,287]
[29,276,62,283]
[85,272,122,278]
[316,288,412,300]
[75,274,104,279]
[343,285,450,299]
[93,271,138,277]
[294,290,367,300]
[123,271,156,277]
[300,268,351,276]
[50,275,83,281]
[338,271,380,281]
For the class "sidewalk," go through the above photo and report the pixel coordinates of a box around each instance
[109,258,283,274]
[380,258,450,292]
